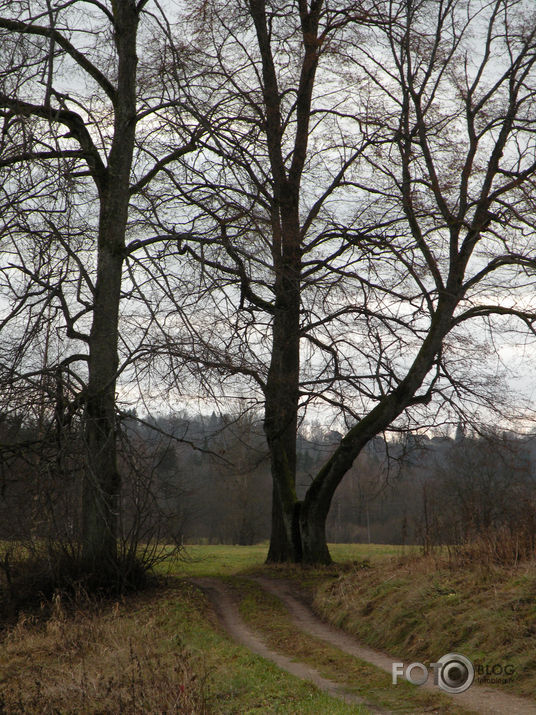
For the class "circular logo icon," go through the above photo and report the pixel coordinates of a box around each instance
[437,653,474,693]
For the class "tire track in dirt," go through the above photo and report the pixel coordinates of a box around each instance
[191,577,389,713]
[252,576,536,715]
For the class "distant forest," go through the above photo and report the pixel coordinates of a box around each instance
[3,411,534,550]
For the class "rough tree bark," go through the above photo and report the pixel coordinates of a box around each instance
[82,1,139,571]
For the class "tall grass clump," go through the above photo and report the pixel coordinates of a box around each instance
[0,587,206,713]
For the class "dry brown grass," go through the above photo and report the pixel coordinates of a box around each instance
[0,586,205,713]
[446,527,536,567]
[314,551,536,698]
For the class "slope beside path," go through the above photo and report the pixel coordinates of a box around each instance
[252,576,536,715]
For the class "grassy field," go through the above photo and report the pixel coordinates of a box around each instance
[1,542,534,712]
[171,542,404,578]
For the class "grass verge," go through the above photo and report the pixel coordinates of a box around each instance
[0,577,362,713]
[312,552,536,699]
[234,577,476,714]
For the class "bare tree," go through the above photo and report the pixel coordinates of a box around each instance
[140,0,536,563]
[4,0,536,570]
[0,0,198,583]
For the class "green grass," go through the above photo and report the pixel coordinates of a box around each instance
[158,581,364,714]
[167,543,271,577]
[169,542,409,579]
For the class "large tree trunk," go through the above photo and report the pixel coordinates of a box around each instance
[264,299,302,562]
[81,0,139,573]
[82,214,125,570]
[264,207,302,563]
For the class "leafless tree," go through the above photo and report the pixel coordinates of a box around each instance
[0,0,199,583]
[3,0,536,570]
[138,0,536,563]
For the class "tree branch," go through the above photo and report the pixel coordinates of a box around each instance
[0,95,107,188]
[0,16,116,103]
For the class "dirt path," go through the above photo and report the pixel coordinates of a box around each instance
[192,575,536,714]
[252,576,536,715]
[191,577,389,713]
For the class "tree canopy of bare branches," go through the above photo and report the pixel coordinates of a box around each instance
[2,0,536,568]
[134,0,536,563]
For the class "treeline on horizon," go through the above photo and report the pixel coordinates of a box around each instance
[2,409,535,554]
